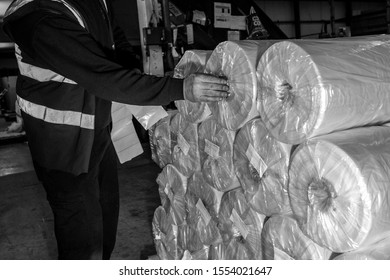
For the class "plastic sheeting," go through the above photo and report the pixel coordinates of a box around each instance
[205,40,276,131]
[218,188,265,259]
[333,236,390,260]
[177,223,208,258]
[174,50,212,123]
[149,110,178,168]
[289,126,390,252]
[152,206,183,260]
[257,35,390,144]
[233,118,291,216]
[156,164,187,226]
[262,215,332,260]
[198,117,240,192]
[186,173,223,246]
[171,113,201,177]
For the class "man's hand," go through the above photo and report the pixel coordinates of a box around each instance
[183,73,229,103]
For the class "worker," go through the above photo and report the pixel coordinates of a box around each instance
[2,0,229,260]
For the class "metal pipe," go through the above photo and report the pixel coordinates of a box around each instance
[161,0,174,71]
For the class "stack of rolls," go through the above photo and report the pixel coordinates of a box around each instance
[174,50,212,124]
[333,236,390,260]
[156,164,187,226]
[288,126,390,252]
[198,117,240,192]
[233,118,291,216]
[205,40,276,131]
[261,214,332,260]
[218,188,265,259]
[152,206,183,260]
[149,110,178,168]
[170,112,201,177]
[185,172,223,247]
[257,35,390,144]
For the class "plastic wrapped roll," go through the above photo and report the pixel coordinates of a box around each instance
[257,35,390,144]
[262,215,332,260]
[218,188,266,259]
[187,172,224,218]
[334,236,390,260]
[170,113,201,177]
[198,117,240,192]
[152,206,183,260]
[289,126,390,252]
[156,164,187,226]
[233,118,292,216]
[186,173,223,246]
[174,50,212,123]
[177,223,207,256]
[150,110,178,168]
[205,40,276,131]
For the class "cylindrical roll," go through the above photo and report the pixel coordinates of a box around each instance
[289,126,390,252]
[150,110,178,168]
[205,40,276,131]
[156,164,187,226]
[233,118,291,216]
[170,113,201,177]
[187,172,224,218]
[152,206,183,260]
[333,236,390,260]
[257,35,390,144]
[174,50,212,123]
[262,215,332,260]
[218,188,265,259]
[177,223,207,256]
[198,117,240,192]
[186,173,222,246]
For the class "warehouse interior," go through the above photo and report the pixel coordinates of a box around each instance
[1,0,390,260]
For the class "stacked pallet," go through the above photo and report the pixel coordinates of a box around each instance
[149,35,390,260]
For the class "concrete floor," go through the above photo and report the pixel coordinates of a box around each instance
[0,121,162,259]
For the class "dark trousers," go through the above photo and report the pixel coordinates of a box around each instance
[34,139,119,260]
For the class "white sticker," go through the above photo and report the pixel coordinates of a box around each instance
[274,248,294,260]
[204,103,212,116]
[164,185,174,201]
[177,133,190,155]
[196,199,212,226]
[229,208,249,239]
[246,144,268,178]
[205,139,220,159]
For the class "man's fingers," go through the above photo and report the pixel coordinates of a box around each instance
[200,90,229,99]
[197,73,228,85]
[200,83,229,92]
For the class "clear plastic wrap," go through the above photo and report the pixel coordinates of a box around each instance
[289,126,390,252]
[186,173,223,246]
[171,113,201,177]
[262,215,332,260]
[174,50,212,123]
[233,118,291,216]
[333,236,390,260]
[218,188,265,259]
[257,35,390,144]
[149,110,178,168]
[152,206,183,260]
[156,164,187,226]
[205,40,276,131]
[177,223,207,256]
[198,117,240,192]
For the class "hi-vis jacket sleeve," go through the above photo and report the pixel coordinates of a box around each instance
[11,13,184,106]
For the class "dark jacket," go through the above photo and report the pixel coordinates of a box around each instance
[3,0,183,175]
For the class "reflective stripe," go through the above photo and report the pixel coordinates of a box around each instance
[17,95,94,129]
[52,0,86,28]
[15,44,77,84]
[4,0,34,18]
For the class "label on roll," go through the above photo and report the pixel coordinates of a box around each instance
[178,132,190,155]
[246,144,268,178]
[229,208,249,239]
[205,139,220,159]
[196,199,212,226]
